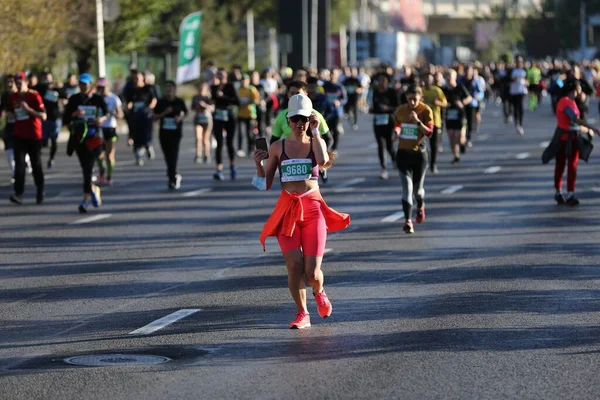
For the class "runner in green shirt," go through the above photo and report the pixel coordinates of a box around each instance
[271,81,330,144]
[527,63,543,111]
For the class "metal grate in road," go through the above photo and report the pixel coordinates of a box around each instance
[63,354,171,366]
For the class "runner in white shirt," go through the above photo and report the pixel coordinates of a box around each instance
[509,56,528,136]
[97,78,124,185]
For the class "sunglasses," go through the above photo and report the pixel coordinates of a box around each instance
[289,115,309,123]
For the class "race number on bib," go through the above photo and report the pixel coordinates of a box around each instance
[400,123,419,140]
[196,113,209,124]
[78,106,97,120]
[280,158,313,182]
[14,108,29,121]
[44,90,59,103]
[346,86,356,94]
[214,109,229,121]
[162,118,178,130]
[374,114,390,126]
[446,109,459,120]
[133,102,146,112]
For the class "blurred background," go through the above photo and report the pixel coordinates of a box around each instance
[0,0,598,88]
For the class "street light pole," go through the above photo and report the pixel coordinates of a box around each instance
[581,0,587,61]
[95,0,106,77]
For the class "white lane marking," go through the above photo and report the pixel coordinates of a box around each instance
[332,178,366,193]
[484,166,502,174]
[129,309,201,335]
[516,152,530,160]
[335,178,365,188]
[441,185,464,195]
[69,214,112,225]
[383,258,484,283]
[477,134,489,141]
[539,141,550,148]
[182,188,212,197]
[324,248,333,254]
[592,187,600,193]
[5,293,47,308]
[381,211,404,223]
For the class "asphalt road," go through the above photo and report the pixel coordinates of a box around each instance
[1,99,600,400]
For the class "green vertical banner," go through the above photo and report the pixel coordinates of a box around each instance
[177,11,202,84]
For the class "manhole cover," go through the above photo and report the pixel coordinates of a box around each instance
[63,354,171,366]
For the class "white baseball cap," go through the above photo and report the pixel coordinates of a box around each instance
[287,94,313,118]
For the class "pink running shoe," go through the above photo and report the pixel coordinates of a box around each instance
[314,290,333,318]
[289,311,311,329]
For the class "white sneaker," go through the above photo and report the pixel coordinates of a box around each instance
[174,174,182,190]
[26,163,33,175]
[236,149,246,158]
[516,125,525,136]
[380,169,389,180]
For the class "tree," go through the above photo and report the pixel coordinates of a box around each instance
[535,0,600,54]
[477,4,524,62]
[65,0,177,73]
[0,0,71,72]
[153,0,277,70]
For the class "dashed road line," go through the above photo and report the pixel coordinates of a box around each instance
[69,214,112,225]
[484,166,502,174]
[129,309,201,335]
[332,178,365,193]
[539,141,550,148]
[441,185,464,195]
[382,258,484,283]
[182,188,212,197]
[381,211,404,223]
[516,152,530,160]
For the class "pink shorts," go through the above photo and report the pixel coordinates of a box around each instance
[277,196,327,257]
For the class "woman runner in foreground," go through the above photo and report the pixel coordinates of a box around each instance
[253,94,351,329]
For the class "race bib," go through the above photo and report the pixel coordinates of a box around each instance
[214,109,229,121]
[162,118,178,130]
[346,86,356,94]
[44,90,59,103]
[78,105,97,120]
[133,101,146,112]
[400,123,419,140]
[196,113,209,124]
[375,114,390,126]
[447,109,459,120]
[280,158,313,182]
[239,97,250,105]
[65,87,79,98]
[14,108,29,121]
[327,93,338,103]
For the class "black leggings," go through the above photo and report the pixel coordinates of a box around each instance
[511,94,525,126]
[76,145,97,194]
[13,137,44,196]
[429,127,441,170]
[329,117,341,151]
[237,118,256,154]
[213,114,236,165]
[346,100,359,125]
[502,95,512,121]
[49,137,58,162]
[159,131,182,181]
[465,106,476,141]
[397,149,428,221]
[374,124,395,169]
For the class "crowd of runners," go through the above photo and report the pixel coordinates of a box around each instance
[2,58,598,211]
[1,57,600,328]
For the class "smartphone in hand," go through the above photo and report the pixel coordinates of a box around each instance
[255,137,269,158]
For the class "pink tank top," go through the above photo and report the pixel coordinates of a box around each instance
[278,138,319,182]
